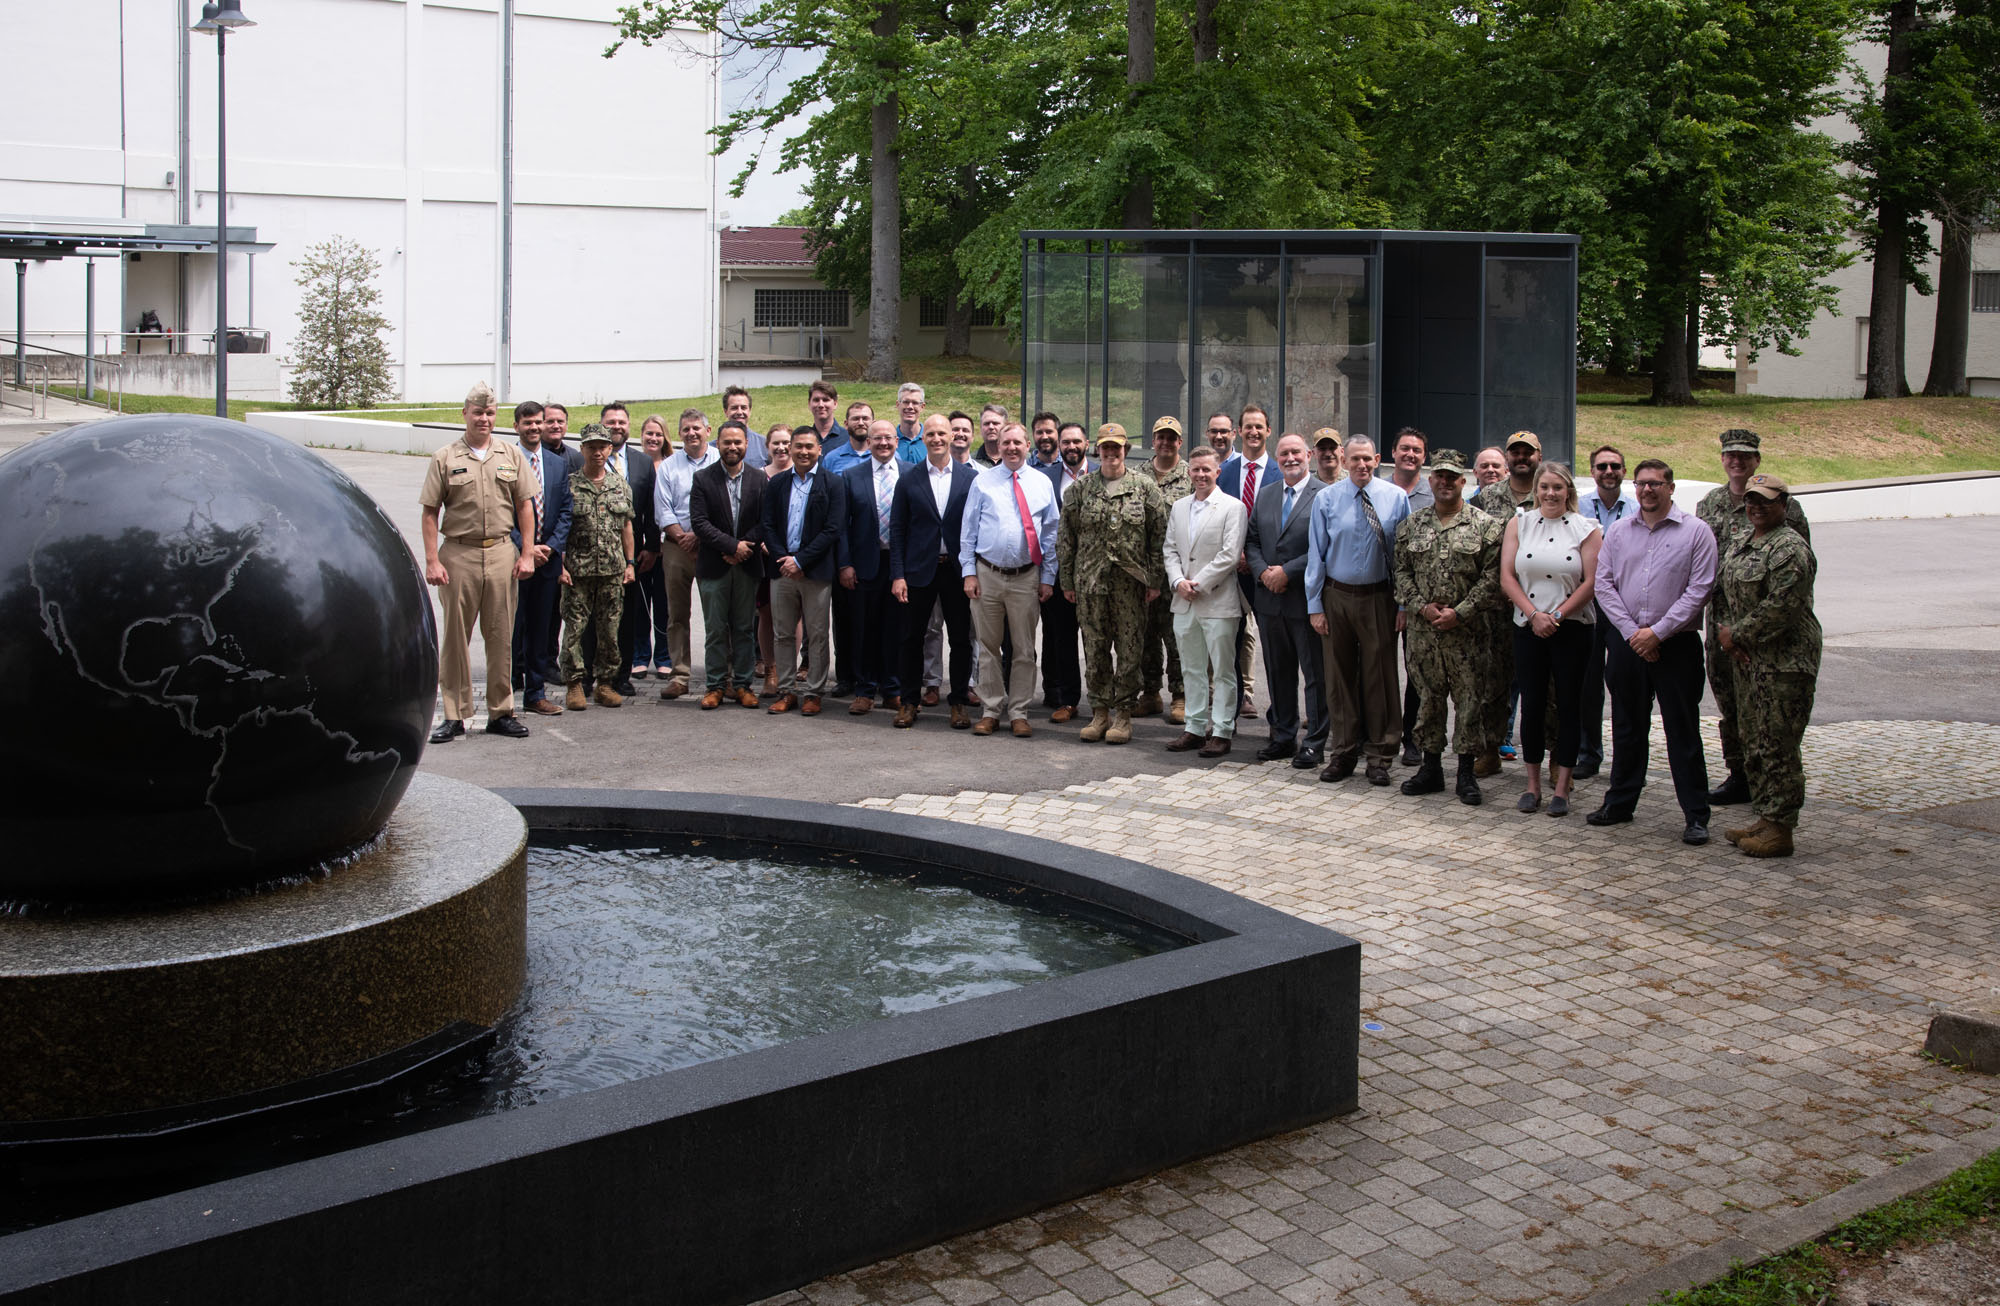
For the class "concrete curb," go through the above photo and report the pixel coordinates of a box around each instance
[1576,1122,2000,1306]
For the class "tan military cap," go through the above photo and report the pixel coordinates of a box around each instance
[1095,422,1129,448]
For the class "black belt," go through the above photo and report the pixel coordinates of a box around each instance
[978,556,1035,577]
[1325,579,1390,596]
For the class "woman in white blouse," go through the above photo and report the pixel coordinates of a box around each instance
[1499,463,1602,816]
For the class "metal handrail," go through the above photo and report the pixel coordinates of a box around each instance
[1,337,126,413]
[0,360,50,419]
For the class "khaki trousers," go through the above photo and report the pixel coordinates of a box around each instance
[1319,581,1399,763]
[772,575,833,697]
[438,536,520,721]
[660,542,698,686]
[973,562,1041,721]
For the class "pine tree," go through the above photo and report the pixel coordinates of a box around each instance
[285,237,394,409]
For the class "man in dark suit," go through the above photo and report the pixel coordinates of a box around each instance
[1040,421,1094,722]
[688,420,768,709]
[1243,432,1330,768]
[509,400,573,715]
[760,426,846,715]
[837,420,907,715]
[1218,404,1283,721]
[890,413,979,729]
[591,402,657,698]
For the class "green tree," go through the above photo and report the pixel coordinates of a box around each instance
[285,236,393,410]
[1375,0,1855,406]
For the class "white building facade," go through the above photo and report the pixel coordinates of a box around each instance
[1,0,719,405]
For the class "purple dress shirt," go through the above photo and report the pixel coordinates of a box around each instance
[1593,505,1718,641]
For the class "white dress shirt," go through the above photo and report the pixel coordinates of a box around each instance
[928,459,955,516]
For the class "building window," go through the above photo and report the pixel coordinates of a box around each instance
[754,289,849,328]
[1855,316,1870,379]
[918,296,997,329]
[1974,272,2000,313]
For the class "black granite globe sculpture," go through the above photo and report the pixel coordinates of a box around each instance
[0,415,437,901]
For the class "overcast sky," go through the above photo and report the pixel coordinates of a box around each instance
[714,44,817,227]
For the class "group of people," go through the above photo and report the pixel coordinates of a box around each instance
[422,381,1819,859]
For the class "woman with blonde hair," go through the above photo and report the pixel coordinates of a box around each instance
[1499,462,1602,816]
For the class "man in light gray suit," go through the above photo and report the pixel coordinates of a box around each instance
[1244,433,1330,769]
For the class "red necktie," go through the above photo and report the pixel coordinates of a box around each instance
[1012,471,1044,568]
[1243,462,1257,515]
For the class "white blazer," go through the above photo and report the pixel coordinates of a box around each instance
[1164,491,1249,618]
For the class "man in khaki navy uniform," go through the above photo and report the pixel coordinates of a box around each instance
[421,381,537,742]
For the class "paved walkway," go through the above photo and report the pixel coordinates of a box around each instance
[741,717,2000,1306]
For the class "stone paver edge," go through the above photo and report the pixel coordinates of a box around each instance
[1573,1119,2000,1306]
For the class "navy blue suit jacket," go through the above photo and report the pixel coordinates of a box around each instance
[510,442,572,556]
[1217,454,1282,502]
[611,445,659,555]
[840,458,903,582]
[761,466,846,582]
[889,460,978,589]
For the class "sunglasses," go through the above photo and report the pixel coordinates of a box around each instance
[1594,462,1623,472]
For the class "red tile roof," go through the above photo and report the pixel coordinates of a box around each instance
[720,226,815,268]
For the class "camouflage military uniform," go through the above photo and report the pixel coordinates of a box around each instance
[1394,505,1505,755]
[1469,481,1533,745]
[1140,458,1193,697]
[1720,523,1820,829]
[1698,486,1811,779]
[1058,470,1167,713]
[559,470,634,686]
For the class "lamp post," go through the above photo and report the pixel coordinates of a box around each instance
[192,1,254,419]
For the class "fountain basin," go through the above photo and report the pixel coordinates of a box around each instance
[0,789,1360,1306]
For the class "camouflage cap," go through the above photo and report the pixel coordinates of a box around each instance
[1505,430,1541,452]
[1719,428,1761,454]
[1743,472,1789,499]
[1151,415,1184,437]
[1095,422,1130,448]
[578,422,615,446]
[1425,448,1471,477]
[1312,427,1342,449]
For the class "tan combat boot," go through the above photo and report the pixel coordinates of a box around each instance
[1135,692,1163,718]
[1104,711,1134,745]
[1078,708,1111,742]
[1724,816,1772,846]
[1474,747,1502,778]
[594,683,624,708]
[1738,822,1795,858]
[566,682,588,711]
[1168,696,1187,726]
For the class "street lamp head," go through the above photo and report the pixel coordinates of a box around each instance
[191,1,253,32]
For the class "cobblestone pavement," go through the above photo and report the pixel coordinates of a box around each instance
[758,717,2000,1306]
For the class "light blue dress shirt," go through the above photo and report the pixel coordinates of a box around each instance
[960,463,1060,585]
[1304,476,1410,614]
[786,467,817,554]
[653,445,720,531]
[1578,484,1639,531]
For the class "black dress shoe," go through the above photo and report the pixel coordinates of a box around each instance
[832,683,855,698]
[429,719,465,744]
[1585,806,1633,827]
[1400,741,1421,767]
[1707,773,1751,805]
[614,679,637,698]
[1255,740,1297,763]
[485,715,530,739]
[1572,759,1601,780]
[1292,748,1323,771]
[1682,821,1710,846]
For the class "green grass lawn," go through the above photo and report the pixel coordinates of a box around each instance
[52,366,2000,486]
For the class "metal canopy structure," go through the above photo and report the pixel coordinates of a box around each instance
[1019,228,1580,466]
[0,217,271,261]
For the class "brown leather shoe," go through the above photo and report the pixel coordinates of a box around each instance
[769,693,799,714]
[884,695,902,711]
[594,684,624,708]
[1199,736,1232,758]
[801,696,823,716]
[966,689,982,706]
[659,680,688,701]
[1011,718,1033,738]
[950,704,971,729]
[921,687,940,707]
[700,689,724,710]
[1165,731,1205,752]
[528,697,564,716]
[849,696,874,716]
[893,704,918,728]
[1050,705,1075,724]
[737,688,759,709]
[971,715,997,736]
[763,671,778,698]
[564,683,588,712]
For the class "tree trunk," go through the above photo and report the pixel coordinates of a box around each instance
[943,161,977,357]
[1192,0,1219,64]
[1605,328,1630,377]
[1684,279,1701,385]
[863,2,902,383]
[1864,0,1917,399]
[1923,216,1973,396]
[1648,245,1696,406]
[1123,0,1154,230]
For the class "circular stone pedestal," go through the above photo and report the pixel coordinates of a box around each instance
[0,774,526,1124]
